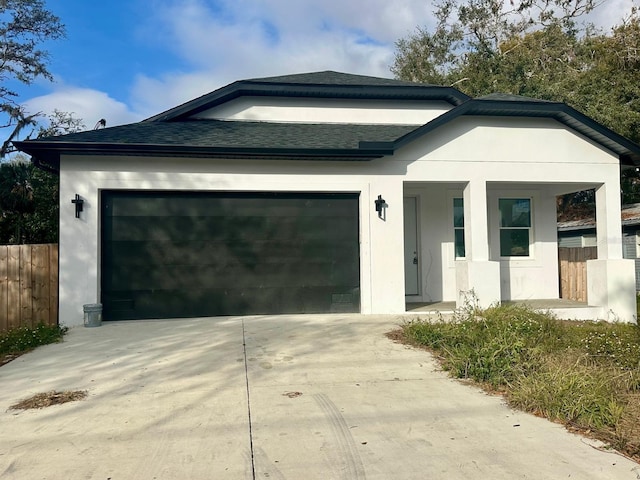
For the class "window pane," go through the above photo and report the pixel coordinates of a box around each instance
[454,229,465,258]
[499,199,530,227]
[453,198,464,228]
[500,229,530,256]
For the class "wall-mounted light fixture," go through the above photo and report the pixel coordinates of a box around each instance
[72,194,84,219]
[374,195,387,219]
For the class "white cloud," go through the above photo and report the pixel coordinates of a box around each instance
[24,87,142,129]
[129,0,429,116]
[132,0,636,117]
[149,0,433,64]
[584,0,638,30]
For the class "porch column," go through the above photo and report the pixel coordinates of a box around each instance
[586,182,636,322]
[455,180,501,309]
[368,181,406,314]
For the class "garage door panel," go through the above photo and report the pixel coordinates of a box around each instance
[104,286,359,319]
[109,195,358,219]
[108,259,359,291]
[102,191,360,320]
[108,215,357,243]
[106,239,358,274]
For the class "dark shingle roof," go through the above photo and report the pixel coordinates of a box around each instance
[27,119,417,150]
[15,120,419,171]
[477,93,555,103]
[247,71,433,87]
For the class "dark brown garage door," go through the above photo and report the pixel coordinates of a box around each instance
[101,191,360,320]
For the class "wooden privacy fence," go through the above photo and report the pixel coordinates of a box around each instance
[0,244,58,332]
[558,247,597,302]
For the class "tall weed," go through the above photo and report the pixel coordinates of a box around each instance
[509,352,624,429]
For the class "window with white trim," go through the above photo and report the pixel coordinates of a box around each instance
[453,198,465,258]
[499,198,531,257]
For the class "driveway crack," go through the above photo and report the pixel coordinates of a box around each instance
[242,319,256,480]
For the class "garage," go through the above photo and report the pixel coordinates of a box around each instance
[101,191,360,320]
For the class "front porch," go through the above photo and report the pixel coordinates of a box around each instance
[401,180,637,322]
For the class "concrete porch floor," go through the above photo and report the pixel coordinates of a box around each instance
[405,298,601,320]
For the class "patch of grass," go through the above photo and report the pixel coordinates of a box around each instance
[0,324,67,365]
[400,304,640,460]
[403,304,567,388]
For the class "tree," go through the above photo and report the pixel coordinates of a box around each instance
[392,0,640,206]
[0,158,33,242]
[0,111,84,244]
[0,0,65,157]
[392,0,597,87]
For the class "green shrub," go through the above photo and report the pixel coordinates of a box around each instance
[0,324,67,355]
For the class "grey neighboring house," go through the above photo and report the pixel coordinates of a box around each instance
[558,203,640,290]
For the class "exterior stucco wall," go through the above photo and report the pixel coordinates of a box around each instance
[57,115,632,325]
[58,155,408,326]
[403,184,451,302]
[398,116,620,166]
[488,187,560,300]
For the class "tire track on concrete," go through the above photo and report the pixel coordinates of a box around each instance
[313,393,366,479]
[252,446,287,480]
[242,319,256,479]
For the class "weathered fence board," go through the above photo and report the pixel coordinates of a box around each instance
[49,245,58,324]
[7,246,20,330]
[0,244,58,332]
[19,244,33,327]
[558,247,598,302]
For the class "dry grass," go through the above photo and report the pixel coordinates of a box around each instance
[612,393,640,460]
[10,390,87,410]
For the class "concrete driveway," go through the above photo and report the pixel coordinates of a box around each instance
[0,314,637,479]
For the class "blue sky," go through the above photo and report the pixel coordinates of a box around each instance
[10,0,638,132]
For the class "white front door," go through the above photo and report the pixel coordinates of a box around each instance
[403,197,420,296]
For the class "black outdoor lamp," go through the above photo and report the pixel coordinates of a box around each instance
[72,194,84,218]
[374,195,387,218]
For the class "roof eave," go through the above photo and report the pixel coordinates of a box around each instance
[557,224,596,232]
[13,141,394,172]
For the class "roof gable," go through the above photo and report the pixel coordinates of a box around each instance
[144,71,470,122]
[363,98,640,166]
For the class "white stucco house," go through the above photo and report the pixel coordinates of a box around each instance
[15,71,640,325]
